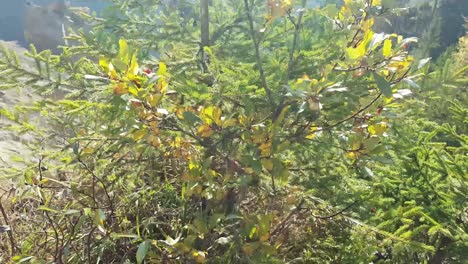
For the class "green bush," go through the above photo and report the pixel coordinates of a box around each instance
[0,0,466,263]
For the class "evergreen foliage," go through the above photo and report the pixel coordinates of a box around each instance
[0,0,466,263]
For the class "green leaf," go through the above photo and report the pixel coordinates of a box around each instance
[182,111,201,125]
[38,206,57,213]
[14,256,34,263]
[373,72,392,97]
[136,240,150,264]
[322,4,339,18]
[111,233,139,239]
[382,0,396,8]
[112,58,127,72]
[64,209,80,215]
[93,209,106,233]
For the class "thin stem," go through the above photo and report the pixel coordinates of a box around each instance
[286,0,306,81]
[311,200,358,219]
[77,158,114,222]
[270,199,305,238]
[38,158,62,263]
[316,93,382,132]
[243,0,274,104]
[0,198,17,255]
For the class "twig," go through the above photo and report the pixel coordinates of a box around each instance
[77,158,114,221]
[38,158,62,263]
[243,0,274,104]
[312,200,358,219]
[0,198,17,255]
[286,1,306,81]
[270,199,305,238]
[87,226,97,262]
[316,93,382,132]
[274,1,306,121]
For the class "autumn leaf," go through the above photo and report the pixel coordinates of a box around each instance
[201,106,222,126]
[259,141,272,156]
[113,83,128,95]
[133,128,147,141]
[198,124,214,137]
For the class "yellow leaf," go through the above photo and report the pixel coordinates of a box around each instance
[149,135,161,147]
[222,118,237,128]
[156,78,168,93]
[259,141,272,157]
[128,53,139,76]
[198,124,213,138]
[239,115,251,126]
[201,106,222,126]
[348,29,374,60]
[118,38,129,63]
[149,121,159,131]
[108,63,118,80]
[259,233,270,242]
[133,128,147,141]
[261,159,274,171]
[192,251,206,263]
[157,62,167,75]
[346,151,360,159]
[83,147,94,154]
[371,0,381,6]
[361,18,374,31]
[397,35,403,44]
[113,83,128,95]
[99,57,109,72]
[128,85,139,96]
[362,29,374,49]
[383,39,392,57]
[147,93,163,107]
[296,74,310,84]
[350,139,362,150]
[306,126,318,140]
[245,168,254,174]
[368,122,388,135]
[347,45,366,60]
[252,131,267,144]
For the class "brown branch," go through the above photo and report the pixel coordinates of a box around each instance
[37,158,62,263]
[200,0,210,73]
[0,198,17,255]
[77,158,114,222]
[270,199,305,238]
[312,200,358,219]
[243,0,274,104]
[286,1,306,81]
[200,0,210,47]
[316,93,382,132]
